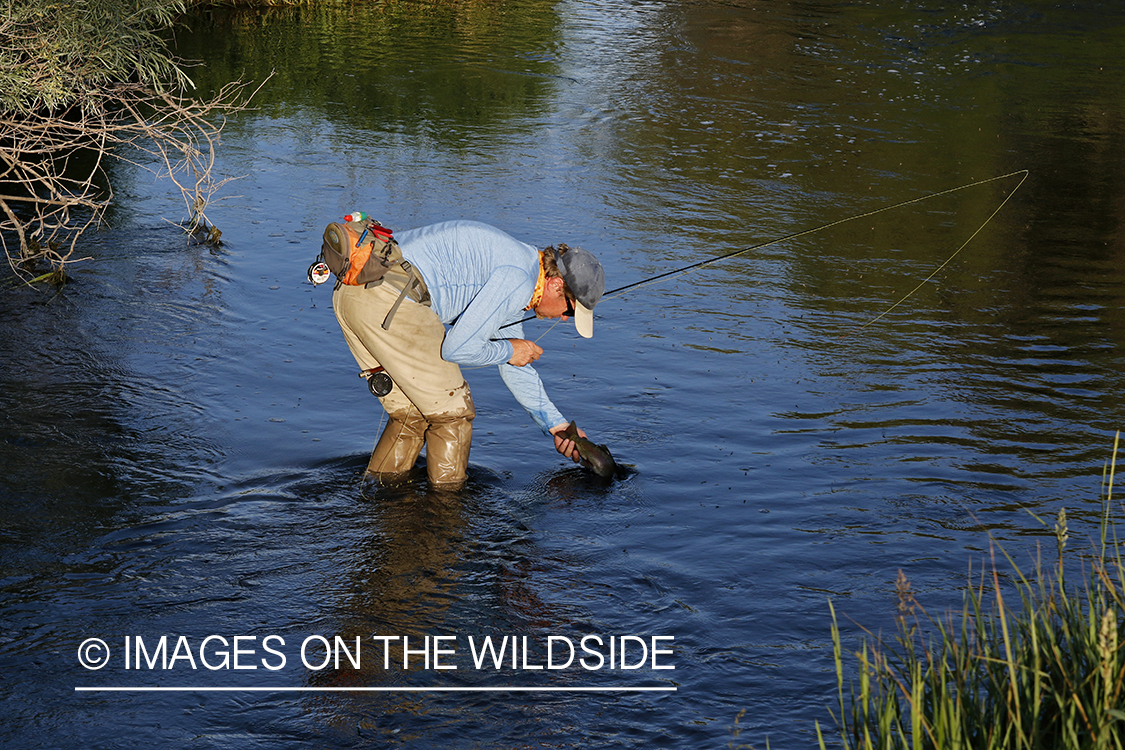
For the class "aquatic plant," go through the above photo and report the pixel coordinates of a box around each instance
[820,434,1125,750]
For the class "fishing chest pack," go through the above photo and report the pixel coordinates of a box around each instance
[308,211,430,345]
[308,212,400,289]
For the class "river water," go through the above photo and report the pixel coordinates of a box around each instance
[2,1,1124,747]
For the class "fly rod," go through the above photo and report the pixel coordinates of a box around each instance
[502,169,1028,330]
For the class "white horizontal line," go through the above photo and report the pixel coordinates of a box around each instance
[75,686,676,693]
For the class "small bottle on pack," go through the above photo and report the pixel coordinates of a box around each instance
[344,210,368,223]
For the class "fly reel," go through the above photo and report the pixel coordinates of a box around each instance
[360,367,393,397]
[307,260,331,286]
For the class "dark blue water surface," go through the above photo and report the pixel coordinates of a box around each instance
[3,1,1125,747]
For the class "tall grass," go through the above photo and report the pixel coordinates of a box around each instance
[820,433,1125,750]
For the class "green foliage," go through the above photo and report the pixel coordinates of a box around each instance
[0,0,257,278]
[820,434,1125,750]
[1,0,552,279]
[0,0,192,115]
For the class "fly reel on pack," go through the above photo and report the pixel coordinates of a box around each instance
[307,260,331,285]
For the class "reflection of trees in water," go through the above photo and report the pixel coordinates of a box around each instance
[612,1,1125,446]
[176,0,563,143]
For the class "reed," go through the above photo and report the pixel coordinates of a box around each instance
[820,433,1125,750]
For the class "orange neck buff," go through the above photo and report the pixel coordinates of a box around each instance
[525,250,549,310]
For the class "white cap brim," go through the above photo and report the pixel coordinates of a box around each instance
[574,302,594,338]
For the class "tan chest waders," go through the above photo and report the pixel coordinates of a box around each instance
[310,211,433,400]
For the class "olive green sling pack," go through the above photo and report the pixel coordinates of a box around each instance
[311,215,430,330]
[320,219,400,288]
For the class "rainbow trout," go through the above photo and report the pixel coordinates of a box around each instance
[560,420,616,479]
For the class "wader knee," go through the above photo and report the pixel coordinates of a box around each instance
[367,408,428,480]
[423,384,475,487]
[424,416,473,487]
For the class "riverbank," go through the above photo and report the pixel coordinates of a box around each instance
[0,0,296,282]
[822,437,1125,750]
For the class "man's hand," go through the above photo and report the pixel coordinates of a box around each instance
[550,422,585,463]
[507,339,543,366]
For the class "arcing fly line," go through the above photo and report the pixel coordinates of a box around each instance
[502,169,1028,331]
[852,169,1027,331]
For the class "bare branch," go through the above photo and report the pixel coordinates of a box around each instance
[1,74,269,282]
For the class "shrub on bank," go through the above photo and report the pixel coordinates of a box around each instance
[0,0,257,282]
[820,435,1125,750]
[1,0,192,116]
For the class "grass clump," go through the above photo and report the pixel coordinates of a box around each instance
[820,433,1125,750]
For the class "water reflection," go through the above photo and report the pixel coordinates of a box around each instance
[181,0,564,140]
[286,468,658,744]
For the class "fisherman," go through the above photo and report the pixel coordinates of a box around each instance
[332,219,606,488]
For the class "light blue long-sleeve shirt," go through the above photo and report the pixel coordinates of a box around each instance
[395,220,566,433]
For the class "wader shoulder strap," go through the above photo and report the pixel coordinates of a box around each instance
[381,264,426,331]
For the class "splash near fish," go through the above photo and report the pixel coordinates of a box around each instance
[560,420,617,479]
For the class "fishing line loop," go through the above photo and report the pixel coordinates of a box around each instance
[604,168,1029,306]
[853,169,1028,331]
[497,169,1028,336]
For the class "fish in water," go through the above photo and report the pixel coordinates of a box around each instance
[560,420,616,479]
